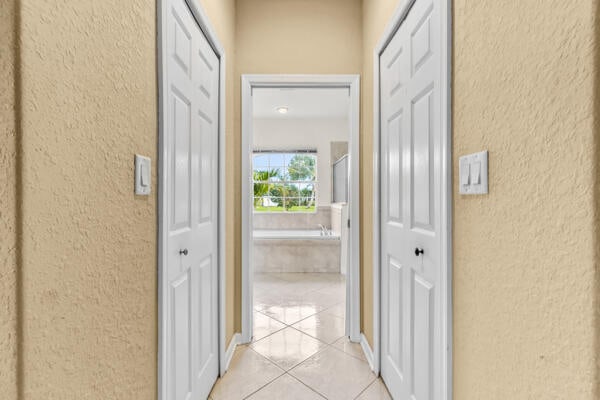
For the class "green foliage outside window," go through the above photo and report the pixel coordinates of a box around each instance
[252,152,317,212]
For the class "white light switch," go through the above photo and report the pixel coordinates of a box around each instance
[135,155,151,195]
[471,161,481,184]
[459,151,488,195]
[459,159,470,186]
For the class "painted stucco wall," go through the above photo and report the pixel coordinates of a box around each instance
[3,0,599,398]
[0,0,19,398]
[360,0,402,348]
[233,0,363,331]
[363,0,600,398]
[197,0,237,347]
[3,0,235,398]
[17,0,158,398]
[452,1,598,398]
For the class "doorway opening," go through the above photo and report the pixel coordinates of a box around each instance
[240,75,361,348]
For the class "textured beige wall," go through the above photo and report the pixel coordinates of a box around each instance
[0,0,19,398]
[4,0,599,398]
[595,2,600,393]
[18,0,157,398]
[363,0,600,398]
[453,2,598,398]
[4,0,235,398]
[234,0,363,330]
[197,0,237,346]
[360,0,402,347]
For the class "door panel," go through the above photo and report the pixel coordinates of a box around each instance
[171,272,191,400]
[410,5,433,75]
[413,275,433,400]
[411,87,433,230]
[387,258,403,373]
[196,256,214,375]
[171,91,192,231]
[380,0,441,398]
[387,114,403,223]
[198,115,213,223]
[165,0,220,398]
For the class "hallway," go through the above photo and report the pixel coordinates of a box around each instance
[209,273,391,399]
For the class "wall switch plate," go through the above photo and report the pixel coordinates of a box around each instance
[459,151,488,195]
[135,154,151,195]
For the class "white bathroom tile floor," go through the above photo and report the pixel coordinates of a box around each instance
[210,273,391,400]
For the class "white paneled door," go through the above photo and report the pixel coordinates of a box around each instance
[165,0,220,398]
[380,0,444,398]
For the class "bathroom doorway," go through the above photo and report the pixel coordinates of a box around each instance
[240,75,361,350]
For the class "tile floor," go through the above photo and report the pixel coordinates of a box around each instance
[210,273,391,400]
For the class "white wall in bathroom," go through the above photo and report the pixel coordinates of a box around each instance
[253,117,349,207]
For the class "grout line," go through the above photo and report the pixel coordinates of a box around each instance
[253,335,331,373]
[327,340,372,364]
[247,346,287,374]
[352,376,379,400]
[287,344,333,376]
[246,283,374,400]
[240,369,286,400]
[249,274,357,397]
[286,344,376,399]
[285,324,333,346]
[286,372,329,399]
[214,346,285,399]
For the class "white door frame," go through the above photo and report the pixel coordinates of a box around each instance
[372,0,452,396]
[157,0,228,398]
[241,74,362,343]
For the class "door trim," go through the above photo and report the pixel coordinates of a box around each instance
[241,74,362,343]
[157,0,228,398]
[372,0,452,397]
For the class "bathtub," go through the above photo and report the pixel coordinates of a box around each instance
[253,229,341,273]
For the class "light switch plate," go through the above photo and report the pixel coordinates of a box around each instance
[459,151,488,195]
[135,154,151,195]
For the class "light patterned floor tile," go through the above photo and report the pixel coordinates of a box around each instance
[209,273,394,400]
[253,311,286,341]
[210,346,283,400]
[250,327,328,371]
[292,312,345,344]
[355,378,392,400]
[322,302,346,319]
[245,374,325,400]
[331,337,367,362]
[290,347,376,400]
[260,303,326,325]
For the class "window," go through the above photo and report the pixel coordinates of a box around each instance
[253,151,317,212]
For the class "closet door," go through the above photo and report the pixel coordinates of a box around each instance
[380,0,443,398]
[164,0,220,398]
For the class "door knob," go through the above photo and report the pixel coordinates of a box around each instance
[414,248,424,256]
[179,249,188,256]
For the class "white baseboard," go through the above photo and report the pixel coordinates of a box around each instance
[222,333,241,374]
[360,333,376,373]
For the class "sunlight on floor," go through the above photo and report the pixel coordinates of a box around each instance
[209,273,391,400]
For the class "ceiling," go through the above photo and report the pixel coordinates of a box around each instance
[252,87,350,119]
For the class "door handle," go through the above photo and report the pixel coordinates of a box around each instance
[179,249,189,256]
[414,248,424,256]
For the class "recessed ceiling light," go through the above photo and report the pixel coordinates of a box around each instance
[276,107,289,114]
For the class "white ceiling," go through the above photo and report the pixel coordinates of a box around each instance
[253,87,350,119]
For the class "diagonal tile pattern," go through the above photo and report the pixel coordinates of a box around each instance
[209,346,284,400]
[210,273,390,400]
[289,346,376,400]
[250,326,327,370]
[291,312,345,344]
